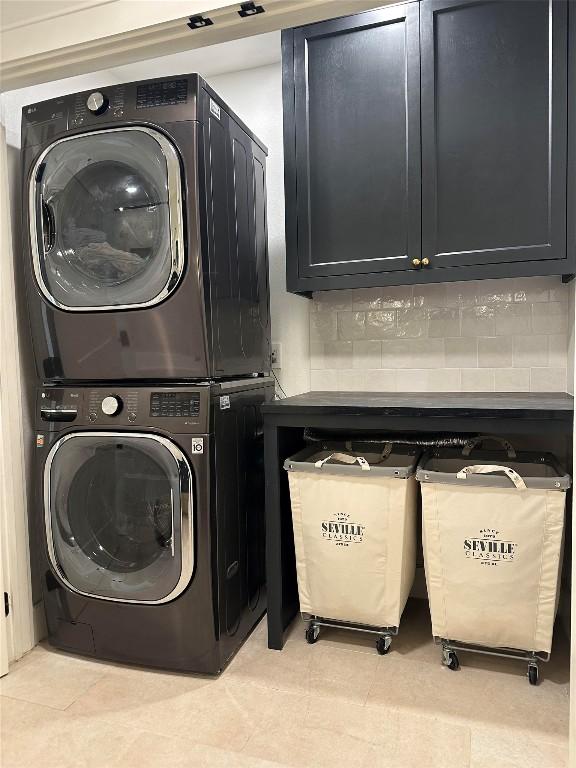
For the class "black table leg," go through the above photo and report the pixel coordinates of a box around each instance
[264,423,285,649]
[264,423,301,649]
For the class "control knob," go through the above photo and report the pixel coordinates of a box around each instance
[101,395,122,416]
[86,91,109,115]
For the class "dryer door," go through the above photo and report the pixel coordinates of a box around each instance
[44,432,194,604]
[30,127,184,311]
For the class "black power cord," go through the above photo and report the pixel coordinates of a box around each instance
[271,369,288,400]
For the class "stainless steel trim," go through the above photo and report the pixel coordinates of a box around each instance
[306,616,399,637]
[44,431,195,605]
[29,126,185,312]
[436,637,551,664]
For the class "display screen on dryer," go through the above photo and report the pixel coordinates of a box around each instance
[136,79,188,109]
[150,392,200,417]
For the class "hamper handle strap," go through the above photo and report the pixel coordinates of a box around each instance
[344,441,394,459]
[314,453,371,471]
[456,464,527,489]
[462,436,516,458]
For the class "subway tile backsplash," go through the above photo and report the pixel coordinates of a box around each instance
[309,277,569,393]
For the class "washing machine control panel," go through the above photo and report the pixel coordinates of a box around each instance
[150,392,200,418]
[86,389,206,430]
[37,387,209,432]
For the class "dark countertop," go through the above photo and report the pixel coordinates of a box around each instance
[262,391,574,421]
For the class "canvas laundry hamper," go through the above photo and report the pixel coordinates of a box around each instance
[417,437,570,680]
[284,444,419,645]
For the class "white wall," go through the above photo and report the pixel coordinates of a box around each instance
[0,124,35,660]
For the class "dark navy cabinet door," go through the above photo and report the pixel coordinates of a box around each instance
[420,0,568,271]
[285,2,421,289]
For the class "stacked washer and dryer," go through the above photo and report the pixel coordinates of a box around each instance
[21,74,273,673]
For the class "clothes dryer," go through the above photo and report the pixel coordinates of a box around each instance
[22,75,270,382]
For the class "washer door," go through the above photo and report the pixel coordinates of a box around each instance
[30,127,184,311]
[45,432,194,604]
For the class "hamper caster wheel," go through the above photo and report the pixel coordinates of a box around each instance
[528,664,539,686]
[305,625,320,644]
[443,650,460,671]
[376,636,392,655]
[447,653,460,671]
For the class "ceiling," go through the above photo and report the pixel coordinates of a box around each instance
[0,0,113,31]
[1,0,385,91]
[113,29,280,82]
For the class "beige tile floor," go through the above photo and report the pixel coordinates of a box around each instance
[0,599,569,768]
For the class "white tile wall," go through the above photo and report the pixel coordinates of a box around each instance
[309,277,569,393]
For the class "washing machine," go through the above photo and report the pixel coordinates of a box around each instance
[21,74,270,383]
[32,377,273,673]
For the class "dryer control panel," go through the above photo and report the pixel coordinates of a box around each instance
[22,74,198,147]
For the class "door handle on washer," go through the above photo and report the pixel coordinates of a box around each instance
[170,488,175,557]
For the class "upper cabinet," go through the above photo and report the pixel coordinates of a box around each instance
[283,0,574,294]
[421,0,567,272]
[283,4,421,288]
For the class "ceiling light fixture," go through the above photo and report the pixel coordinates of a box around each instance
[187,14,214,29]
[238,2,265,18]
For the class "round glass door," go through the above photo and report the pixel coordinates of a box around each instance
[45,433,194,603]
[31,127,184,310]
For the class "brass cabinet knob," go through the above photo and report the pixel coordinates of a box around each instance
[422,257,430,267]
[412,258,421,268]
